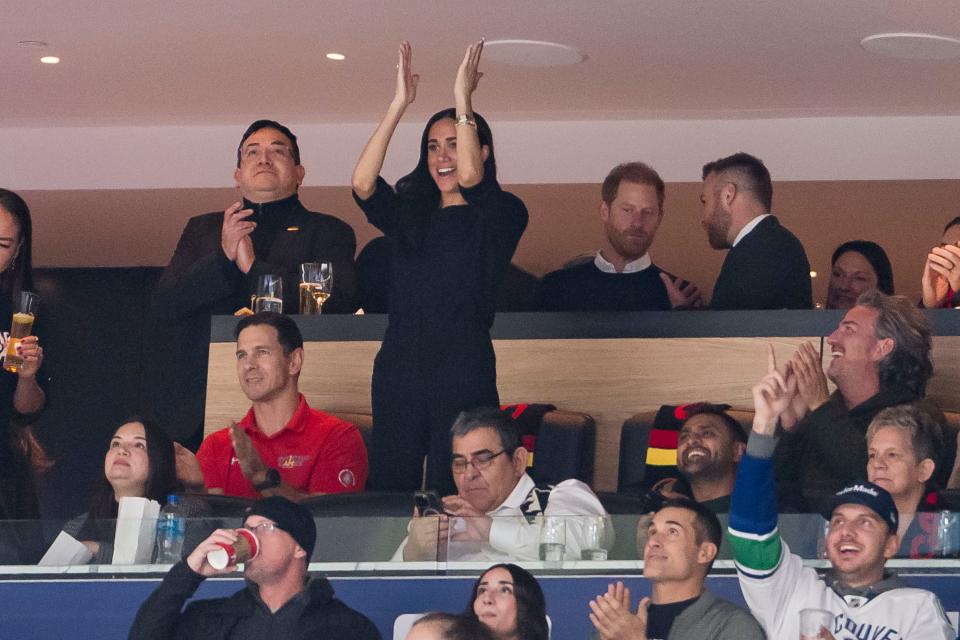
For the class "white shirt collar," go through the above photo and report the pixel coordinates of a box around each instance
[490,473,535,514]
[731,213,772,248]
[594,251,652,274]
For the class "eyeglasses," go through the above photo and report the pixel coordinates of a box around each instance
[247,521,281,535]
[452,450,507,475]
[241,145,293,162]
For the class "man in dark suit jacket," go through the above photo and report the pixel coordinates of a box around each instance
[700,152,811,310]
[146,120,357,443]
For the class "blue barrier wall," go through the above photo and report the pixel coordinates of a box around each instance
[2,572,959,639]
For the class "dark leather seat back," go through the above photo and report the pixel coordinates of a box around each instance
[531,410,596,486]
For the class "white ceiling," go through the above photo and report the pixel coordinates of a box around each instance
[3,0,960,127]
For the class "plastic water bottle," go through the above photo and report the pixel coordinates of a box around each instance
[155,494,185,563]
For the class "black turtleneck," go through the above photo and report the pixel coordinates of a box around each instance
[241,193,300,265]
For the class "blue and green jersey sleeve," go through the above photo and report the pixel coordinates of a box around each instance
[727,432,784,576]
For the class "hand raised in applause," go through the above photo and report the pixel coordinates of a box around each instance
[454,39,485,111]
[391,41,419,110]
[922,243,960,308]
[174,443,206,493]
[403,507,449,561]
[229,422,267,482]
[752,344,798,436]
[186,528,241,576]
[791,341,830,413]
[14,335,43,379]
[589,581,649,640]
[659,273,703,309]
[220,202,256,272]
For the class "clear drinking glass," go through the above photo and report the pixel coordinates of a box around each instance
[254,275,283,313]
[299,262,333,314]
[580,515,611,560]
[539,516,566,566]
[3,291,38,373]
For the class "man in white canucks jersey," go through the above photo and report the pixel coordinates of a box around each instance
[725,350,953,639]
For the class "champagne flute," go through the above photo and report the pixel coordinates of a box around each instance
[299,263,319,314]
[314,262,333,314]
[299,262,334,314]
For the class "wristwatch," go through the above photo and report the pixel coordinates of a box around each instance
[253,468,281,492]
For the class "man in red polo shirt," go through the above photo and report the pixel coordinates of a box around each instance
[196,312,367,500]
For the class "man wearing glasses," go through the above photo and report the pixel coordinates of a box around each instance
[394,407,607,561]
[149,120,358,446]
[129,496,380,639]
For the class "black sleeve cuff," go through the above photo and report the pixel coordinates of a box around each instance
[459,172,499,203]
[352,176,391,206]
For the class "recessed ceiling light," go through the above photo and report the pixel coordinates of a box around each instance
[326,52,346,61]
[40,56,60,65]
[482,39,586,67]
[18,40,48,48]
[861,32,960,60]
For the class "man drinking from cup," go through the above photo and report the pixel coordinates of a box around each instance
[129,496,379,639]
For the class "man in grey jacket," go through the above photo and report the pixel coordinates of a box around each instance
[588,497,764,639]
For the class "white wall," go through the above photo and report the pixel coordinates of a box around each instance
[5,116,960,190]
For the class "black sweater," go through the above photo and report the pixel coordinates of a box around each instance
[353,176,528,358]
[539,260,673,311]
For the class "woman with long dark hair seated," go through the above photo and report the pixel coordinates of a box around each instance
[464,563,549,640]
[64,418,179,563]
[351,41,528,494]
[826,240,894,309]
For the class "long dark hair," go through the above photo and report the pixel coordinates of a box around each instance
[395,108,497,208]
[466,563,548,640]
[831,240,895,295]
[0,189,34,300]
[0,190,43,520]
[87,417,179,523]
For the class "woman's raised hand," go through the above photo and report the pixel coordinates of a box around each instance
[392,41,419,109]
[454,39,485,109]
[351,41,416,199]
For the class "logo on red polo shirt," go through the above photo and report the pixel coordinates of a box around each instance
[276,455,310,469]
[338,469,356,488]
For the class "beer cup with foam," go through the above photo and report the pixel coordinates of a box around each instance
[4,291,38,374]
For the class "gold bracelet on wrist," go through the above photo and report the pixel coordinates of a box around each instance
[455,114,477,128]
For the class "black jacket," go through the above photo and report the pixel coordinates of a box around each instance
[128,561,381,640]
[711,215,812,310]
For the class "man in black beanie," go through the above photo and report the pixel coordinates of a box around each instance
[129,496,380,639]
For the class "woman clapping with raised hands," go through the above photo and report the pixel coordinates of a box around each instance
[351,41,528,494]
